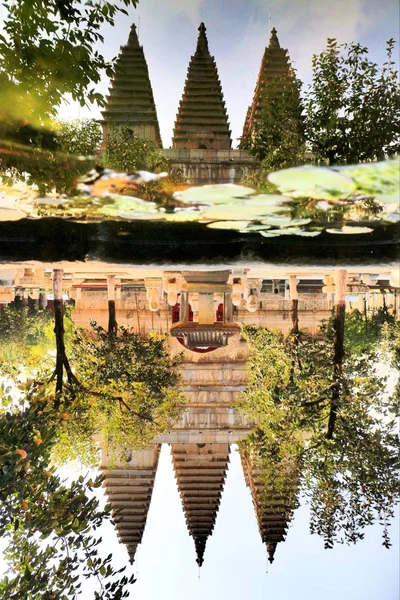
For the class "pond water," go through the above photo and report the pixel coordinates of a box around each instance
[0,260,399,599]
[1,4,399,596]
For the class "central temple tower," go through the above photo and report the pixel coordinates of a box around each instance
[172,23,232,150]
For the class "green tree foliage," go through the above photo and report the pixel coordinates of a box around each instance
[240,75,305,171]
[239,312,399,550]
[58,119,103,157]
[0,394,135,598]
[0,1,138,125]
[0,284,183,468]
[0,306,54,377]
[305,39,400,165]
[51,322,183,466]
[0,119,101,194]
[103,127,169,173]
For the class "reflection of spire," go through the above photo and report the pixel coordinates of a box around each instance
[101,446,161,565]
[102,21,162,147]
[194,535,207,566]
[267,542,277,563]
[240,447,298,565]
[242,26,293,140]
[171,443,230,566]
[173,22,231,149]
[196,22,210,55]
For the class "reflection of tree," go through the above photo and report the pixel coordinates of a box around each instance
[0,391,135,598]
[0,267,182,595]
[239,308,399,550]
[0,269,183,466]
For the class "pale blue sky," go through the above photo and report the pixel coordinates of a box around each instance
[56,0,400,146]
[1,444,398,598]
[0,1,398,145]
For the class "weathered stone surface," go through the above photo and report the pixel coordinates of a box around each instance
[102,24,162,147]
[173,23,232,150]
[242,27,294,141]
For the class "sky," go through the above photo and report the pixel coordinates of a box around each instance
[54,0,400,147]
[2,444,396,600]
[2,443,397,600]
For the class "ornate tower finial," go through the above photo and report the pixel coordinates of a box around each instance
[267,542,277,564]
[196,22,209,55]
[127,23,140,48]
[195,536,207,567]
[269,27,280,49]
[173,23,231,149]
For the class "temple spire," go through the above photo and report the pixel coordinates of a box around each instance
[240,448,299,565]
[102,23,162,147]
[171,443,230,567]
[241,27,294,141]
[172,23,231,150]
[101,446,161,565]
[269,27,280,49]
[196,22,209,55]
[127,23,140,48]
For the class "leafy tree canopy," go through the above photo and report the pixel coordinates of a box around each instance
[0,393,135,598]
[0,1,138,127]
[305,38,400,165]
[103,127,170,173]
[239,309,399,550]
[240,75,306,170]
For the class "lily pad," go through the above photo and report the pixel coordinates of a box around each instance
[338,159,399,198]
[174,184,255,205]
[268,166,356,200]
[241,224,272,232]
[326,225,374,234]
[97,197,157,217]
[117,211,166,221]
[202,201,291,221]
[260,217,312,228]
[207,220,251,230]
[34,197,70,206]
[164,210,203,222]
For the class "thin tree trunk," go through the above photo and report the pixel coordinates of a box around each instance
[291,299,299,336]
[53,269,66,406]
[108,300,118,336]
[107,275,118,336]
[327,270,347,439]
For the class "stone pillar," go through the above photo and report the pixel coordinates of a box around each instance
[288,276,298,300]
[180,291,189,323]
[198,293,215,324]
[107,275,116,301]
[224,291,233,322]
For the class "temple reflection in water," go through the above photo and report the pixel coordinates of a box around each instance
[0,263,398,567]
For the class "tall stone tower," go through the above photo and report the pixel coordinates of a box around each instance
[172,23,232,150]
[102,24,162,147]
[242,27,293,141]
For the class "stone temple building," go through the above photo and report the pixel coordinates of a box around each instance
[101,23,296,183]
[1,263,398,567]
[242,27,295,142]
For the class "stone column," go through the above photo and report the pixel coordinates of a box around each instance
[180,291,189,323]
[224,291,233,322]
[198,293,215,324]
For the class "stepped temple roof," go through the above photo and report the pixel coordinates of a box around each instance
[171,443,230,566]
[172,23,232,150]
[102,24,162,147]
[240,448,298,563]
[101,446,161,564]
[242,27,293,140]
